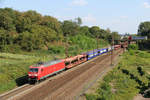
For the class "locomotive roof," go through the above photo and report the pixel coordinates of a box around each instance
[32,60,62,67]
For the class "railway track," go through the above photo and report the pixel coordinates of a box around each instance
[0,84,32,100]
[0,49,123,100]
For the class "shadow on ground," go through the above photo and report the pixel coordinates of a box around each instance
[122,67,150,98]
[15,75,28,86]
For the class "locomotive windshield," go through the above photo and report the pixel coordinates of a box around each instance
[29,68,39,72]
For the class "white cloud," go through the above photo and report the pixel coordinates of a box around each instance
[82,14,97,24]
[71,0,88,6]
[144,2,150,8]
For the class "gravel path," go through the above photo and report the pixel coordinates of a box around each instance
[133,94,150,100]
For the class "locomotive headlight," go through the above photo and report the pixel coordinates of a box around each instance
[28,74,37,76]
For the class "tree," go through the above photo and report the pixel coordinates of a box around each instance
[39,15,62,34]
[0,29,7,46]
[138,21,150,49]
[111,32,121,44]
[79,26,91,36]
[99,29,108,39]
[138,21,150,38]
[17,32,34,51]
[23,10,42,24]
[0,8,15,31]
[62,20,79,36]
[15,13,32,33]
[75,17,82,26]
[106,28,111,33]
[89,26,100,38]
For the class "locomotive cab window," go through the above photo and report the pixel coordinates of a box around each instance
[29,68,39,72]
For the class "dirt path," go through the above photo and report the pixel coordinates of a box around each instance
[133,94,150,100]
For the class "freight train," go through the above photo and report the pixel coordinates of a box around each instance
[28,44,125,83]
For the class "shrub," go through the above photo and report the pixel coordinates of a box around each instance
[48,45,65,54]
[0,45,21,53]
[128,44,138,50]
[85,94,98,100]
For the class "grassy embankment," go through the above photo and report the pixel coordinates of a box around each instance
[86,44,150,100]
[0,35,109,94]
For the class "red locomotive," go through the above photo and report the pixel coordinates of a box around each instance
[28,60,65,82]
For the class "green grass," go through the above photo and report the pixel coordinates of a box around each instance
[86,49,150,100]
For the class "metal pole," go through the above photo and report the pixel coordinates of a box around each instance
[111,34,114,66]
[65,35,68,58]
[97,36,98,50]
[123,41,125,53]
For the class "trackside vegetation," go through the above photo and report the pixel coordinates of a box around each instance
[86,44,150,100]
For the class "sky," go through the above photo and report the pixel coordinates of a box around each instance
[0,0,150,34]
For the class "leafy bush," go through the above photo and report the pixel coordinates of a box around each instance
[48,45,65,54]
[0,45,21,53]
[138,39,150,50]
[128,44,138,50]
[85,94,98,100]
[137,51,150,58]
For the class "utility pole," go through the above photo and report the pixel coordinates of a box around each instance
[65,35,69,58]
[97,36,99,50]
[111,33,114,66]
[123,40,127,53]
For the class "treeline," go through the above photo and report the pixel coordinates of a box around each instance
[0,8,120,53]
[138,21,150,49]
